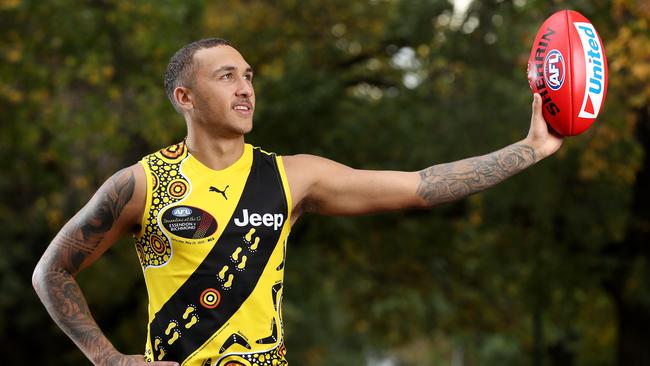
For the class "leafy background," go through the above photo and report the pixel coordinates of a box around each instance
[1,0,649,365]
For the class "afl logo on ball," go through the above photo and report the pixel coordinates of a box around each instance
[544,49,565,91]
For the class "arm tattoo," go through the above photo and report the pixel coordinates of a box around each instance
[41,271,122,364]
[34,169,136,365]
[417,143,536,206]
[79,170,134,242]
[66,168,135,273]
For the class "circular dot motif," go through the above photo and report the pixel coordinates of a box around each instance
[150,235,167,256]
[167,179,188,198]
[160,143,186,159]
[151,173,159,191]
[199,288,221,309]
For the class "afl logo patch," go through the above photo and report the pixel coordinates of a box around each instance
[161,205,217,239]
[544,49,565,91]
[171,207,192,217]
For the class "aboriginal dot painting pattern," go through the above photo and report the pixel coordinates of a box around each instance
[135,142,189,268]
[216,342,288,366]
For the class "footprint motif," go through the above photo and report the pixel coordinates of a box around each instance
[168,329,181,345]
[153,337,165,360]
[183,305,199,328]
[223,274,234,290]
[245,228,260,251]
[231,247,242,262]
[237,255,248,271]
[165,321,177,336]
[250,237,260,251]
[218,265,229,281]
[244,228,256,243]
[182,305,196,320]
[185,314,199,329]
[157,347,166,361]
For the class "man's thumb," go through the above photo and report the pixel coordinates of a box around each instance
[532,93,543,118]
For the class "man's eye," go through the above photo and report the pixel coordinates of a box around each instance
[221,73,232,80]
[244,74,253,80]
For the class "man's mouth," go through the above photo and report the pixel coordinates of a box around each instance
[232,101,253,115]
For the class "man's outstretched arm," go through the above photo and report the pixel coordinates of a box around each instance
[32,166,178,366]
[284,93,562,219]
[416,141,536,206]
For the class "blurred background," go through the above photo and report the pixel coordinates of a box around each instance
[2,0,649,365]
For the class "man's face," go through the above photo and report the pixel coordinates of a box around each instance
[187,45,255,136]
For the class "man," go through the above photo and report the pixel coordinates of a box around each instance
[33,38,562,366]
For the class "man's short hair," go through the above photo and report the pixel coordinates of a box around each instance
[164,38,231,113]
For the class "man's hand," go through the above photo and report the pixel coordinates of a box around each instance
[524,93,564,161]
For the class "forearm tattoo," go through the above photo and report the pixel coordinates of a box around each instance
[35,169,135,365]
[417,143,536,206]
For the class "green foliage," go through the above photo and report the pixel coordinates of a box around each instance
[2,0,649,365]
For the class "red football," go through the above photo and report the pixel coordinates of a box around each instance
[527,10,608,136]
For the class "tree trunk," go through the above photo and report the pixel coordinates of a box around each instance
[616,298,650,366]
[610,105,650,366]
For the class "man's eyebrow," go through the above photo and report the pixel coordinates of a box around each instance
[212,65,254,76]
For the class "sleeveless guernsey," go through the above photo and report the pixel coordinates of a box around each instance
[134,141,292,366]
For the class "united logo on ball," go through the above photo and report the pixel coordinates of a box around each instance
[574,21,606,120]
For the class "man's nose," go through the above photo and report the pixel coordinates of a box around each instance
[235,78,253,97]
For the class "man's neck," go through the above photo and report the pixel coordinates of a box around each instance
[184,132,246,171]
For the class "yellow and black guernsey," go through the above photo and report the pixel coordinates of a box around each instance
[134,141,291,366]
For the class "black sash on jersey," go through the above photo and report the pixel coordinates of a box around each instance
[148,148,287,363]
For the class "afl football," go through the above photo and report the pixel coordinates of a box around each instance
[527,10,608,136]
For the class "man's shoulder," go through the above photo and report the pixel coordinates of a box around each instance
[280,154,343,182]
[280,153,330,165]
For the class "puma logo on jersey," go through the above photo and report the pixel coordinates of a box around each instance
[234,209,284,231]
[209,185,229,200]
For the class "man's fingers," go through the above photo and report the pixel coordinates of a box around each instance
[531,93,543,121]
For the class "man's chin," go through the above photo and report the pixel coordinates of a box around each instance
[240,121,253,135]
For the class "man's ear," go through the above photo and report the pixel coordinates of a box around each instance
[174,86,193,112]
